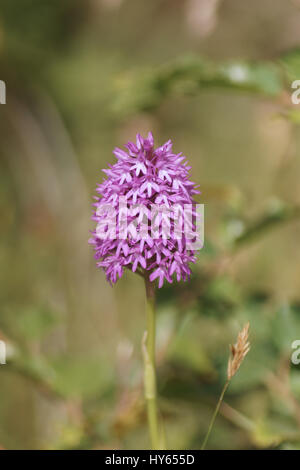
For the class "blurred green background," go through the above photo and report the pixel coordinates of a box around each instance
[1,0,300,450]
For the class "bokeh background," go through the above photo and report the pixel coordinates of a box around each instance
[1,0,300,450]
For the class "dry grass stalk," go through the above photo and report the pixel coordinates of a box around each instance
[227,322,250,380]
[201,321,251,450]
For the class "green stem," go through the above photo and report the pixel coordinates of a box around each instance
[143,277,162,450]
[201,380,230,450]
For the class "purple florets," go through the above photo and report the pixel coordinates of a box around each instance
[89,133,200,288]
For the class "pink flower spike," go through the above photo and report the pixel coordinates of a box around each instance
[89,133,200,287]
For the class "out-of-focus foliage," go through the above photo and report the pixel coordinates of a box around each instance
[1,0,300,450]
[113,56,283,115]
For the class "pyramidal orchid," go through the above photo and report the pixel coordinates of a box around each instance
[89,133,201,449]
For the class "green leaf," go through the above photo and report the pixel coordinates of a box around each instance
[14,307,61,341]
[114,56,283,115]
[280,48,300,82]
[271,304,298,354]
[167,314,215,375]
